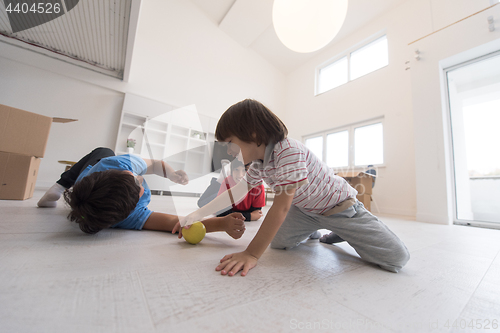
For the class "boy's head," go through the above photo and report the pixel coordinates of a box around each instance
[215,99,288,147]
[230,159,246,183]
[63,169,141,234]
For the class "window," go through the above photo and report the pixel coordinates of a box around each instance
[318,57,348,94]
[304,119,384,169]
[326,131,349,167]
[350,36,388,80]
[316,34,388,95]
[305,136,323,160]
[354,123,384,165]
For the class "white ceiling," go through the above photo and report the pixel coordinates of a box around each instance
[190,0,408,74]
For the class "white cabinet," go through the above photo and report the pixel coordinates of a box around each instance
[115,93,218,193]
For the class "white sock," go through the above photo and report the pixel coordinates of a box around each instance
[37,183,66,208]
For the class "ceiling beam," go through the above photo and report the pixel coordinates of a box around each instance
[219,0,273,48]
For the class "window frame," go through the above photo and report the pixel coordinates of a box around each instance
[303,117,385,171]
[317,56,348,94]
[315,32,388,96]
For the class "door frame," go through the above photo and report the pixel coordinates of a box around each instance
[443,49,500,230]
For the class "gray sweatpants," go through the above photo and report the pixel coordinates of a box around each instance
[270,201,410,273]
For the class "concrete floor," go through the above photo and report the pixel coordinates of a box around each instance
[1,189,499,332]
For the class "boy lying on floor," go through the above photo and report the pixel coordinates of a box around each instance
[38,147,245,239]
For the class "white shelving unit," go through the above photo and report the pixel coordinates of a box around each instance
[115,94,218,193]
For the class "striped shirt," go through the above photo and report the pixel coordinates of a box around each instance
[244,138,357,215]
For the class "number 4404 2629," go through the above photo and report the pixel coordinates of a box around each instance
[5,2,61,14]
[444,319,498,330]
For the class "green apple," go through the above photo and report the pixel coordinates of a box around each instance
[182,221,206,244]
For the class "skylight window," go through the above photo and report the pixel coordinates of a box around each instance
[317,57,348,94]
[350,35,388,80]
[316,34,389,95]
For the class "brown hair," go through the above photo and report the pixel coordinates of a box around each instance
[215,99,288,146]
[63,169,141,234]
[230,158,245,173]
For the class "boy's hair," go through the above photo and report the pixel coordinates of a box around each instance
[215,99,288,146]
[63,169,141,234]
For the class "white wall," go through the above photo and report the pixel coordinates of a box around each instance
[0,0,285,188]
[0,57,125,187]
[410,3,500,224]
[283,0,495,218]
[127,0,286,119]
[284,0,427,217]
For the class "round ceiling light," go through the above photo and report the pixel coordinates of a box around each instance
[272,0,349,53]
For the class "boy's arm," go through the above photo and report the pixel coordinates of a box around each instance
[201,213,246,239]
[197,178,221,208]
[180,180,252,227]
[144,212,245,239]
[216,188,296,276]
[143,212,179,231]
[142,158,188,185]
[217,207,262,221]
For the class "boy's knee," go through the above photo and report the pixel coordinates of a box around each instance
[381,246,410,273]
[397,247,411,268]
[93,147,114,155]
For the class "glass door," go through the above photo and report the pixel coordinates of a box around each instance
[446,51,500,227]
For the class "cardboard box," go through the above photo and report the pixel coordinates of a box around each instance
[0,103,77,200]
[356,194,371,212]
[336,171,375,195]
[0,152,41,200]
[0,104,77,158]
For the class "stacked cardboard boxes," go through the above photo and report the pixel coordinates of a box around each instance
[0,104,75,200]
[336,171,376,211]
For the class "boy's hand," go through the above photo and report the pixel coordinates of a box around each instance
[216,251,258,276]
[168,170,189,185]
[172,221,186,239]
[223,213,246,239]
[228,212,245,221]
